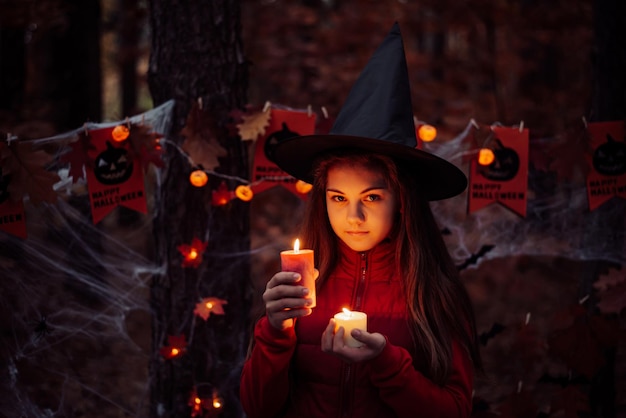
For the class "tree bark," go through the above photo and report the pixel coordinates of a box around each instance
[147,1,250,417]
[589,1,626,416]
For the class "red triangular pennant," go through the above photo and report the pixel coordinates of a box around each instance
[468,126,529,217]
[585,121,626,211]
[86,127,147,224]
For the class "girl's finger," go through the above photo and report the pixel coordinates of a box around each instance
[320,320,336,352]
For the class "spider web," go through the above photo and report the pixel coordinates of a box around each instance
[0,102,173,417]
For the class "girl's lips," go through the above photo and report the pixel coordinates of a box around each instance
[346,231,368,235]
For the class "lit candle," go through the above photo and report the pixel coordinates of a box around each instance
[333,308,367,347]
[280,239,316,308]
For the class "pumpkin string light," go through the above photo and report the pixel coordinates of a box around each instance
[235,185,253,201]
[111,124,130,142]
[478,148,495,166]
[417,124,437,142]
[189,169,209,187]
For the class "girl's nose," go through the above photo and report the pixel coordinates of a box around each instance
[347,202,365,224]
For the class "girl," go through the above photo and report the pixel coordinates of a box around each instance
[240,23,481,418]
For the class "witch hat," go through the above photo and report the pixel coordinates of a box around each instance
[273,22,467,200]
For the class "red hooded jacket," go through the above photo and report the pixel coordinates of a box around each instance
[240,240,474,418]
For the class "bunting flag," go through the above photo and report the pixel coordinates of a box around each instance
[251,109,316,197]
[0,197,27,239]
[86,127,147,224]
[0,144,27,239]
[468,126,529,217]
[586,121,626,211]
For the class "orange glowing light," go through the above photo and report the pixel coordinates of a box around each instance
[194,397,201,405]
[235,185,253,201]
[206,302,213,309]
[170,348,180,356]
[295,180,313,194]
[213,396,223,409]
[417,124,437,142]
[189,170,208,187]
[212,182,231,206]
[187,249,198,261]
[111,125,130,142]
[478,148,495,166]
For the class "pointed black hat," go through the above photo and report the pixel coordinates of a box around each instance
[273,23,467,200]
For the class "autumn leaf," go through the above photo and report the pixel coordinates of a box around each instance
[495,390,537,418]
[547,308,620,379]
[550,386,590,418]
[177,238,208,268]
[512,324,546,370]
[181,135,226,173]
[181,103,227,171]
[0,140,60,205]
[58,132,96,182]
[594,266,626,315]
[159,334,187,359]
[193,297,228,321]
[127,124,165,169]
[237,105,271,142]
[593,265,626,292]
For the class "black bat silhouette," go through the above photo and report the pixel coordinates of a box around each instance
[478,322,505,346]
[457,244,495,271]
[537,373,589,387]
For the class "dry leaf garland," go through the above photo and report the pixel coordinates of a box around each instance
[0,140,60,205]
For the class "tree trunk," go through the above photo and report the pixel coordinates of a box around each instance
[589,1,626,416]
[119,0,141,117]
[147,1,250,417]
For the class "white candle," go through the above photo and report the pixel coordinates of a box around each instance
[333,308,367,348]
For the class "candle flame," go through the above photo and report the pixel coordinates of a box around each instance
[188,249,198,260]
[294,239,300,253]
[342,307,352,317]
[206,302,213,309]
[171,348,180,356]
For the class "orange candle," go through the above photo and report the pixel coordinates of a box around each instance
[280,239,316,308]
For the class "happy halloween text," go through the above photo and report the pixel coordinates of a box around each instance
[471,183,524,200]
[0,212,23,225]
[588,178,626,196]
[92,188,144,208]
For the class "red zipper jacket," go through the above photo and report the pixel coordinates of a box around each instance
[240,240,474,418]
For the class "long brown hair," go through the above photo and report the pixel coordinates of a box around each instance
[300,150,481,384]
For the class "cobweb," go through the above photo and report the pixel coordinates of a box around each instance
[0,101,173,417]
[427,121,626,269]
[1,109,624,417]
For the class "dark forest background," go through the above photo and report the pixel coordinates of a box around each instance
[0,0,625,417]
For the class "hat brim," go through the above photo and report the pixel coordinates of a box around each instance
[273,134,467,201]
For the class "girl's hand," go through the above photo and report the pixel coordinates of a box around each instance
[320,319,386,363]
[263,271,315,331]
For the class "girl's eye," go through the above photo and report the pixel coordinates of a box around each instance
[364,194,381,202]
[329,195,345,202]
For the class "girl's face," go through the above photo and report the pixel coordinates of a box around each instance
[325,163,398,252]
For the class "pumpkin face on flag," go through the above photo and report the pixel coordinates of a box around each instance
[479,139,521,182]
[93,142,134,185]
[586,122,626,211]
[592,134,626,176]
